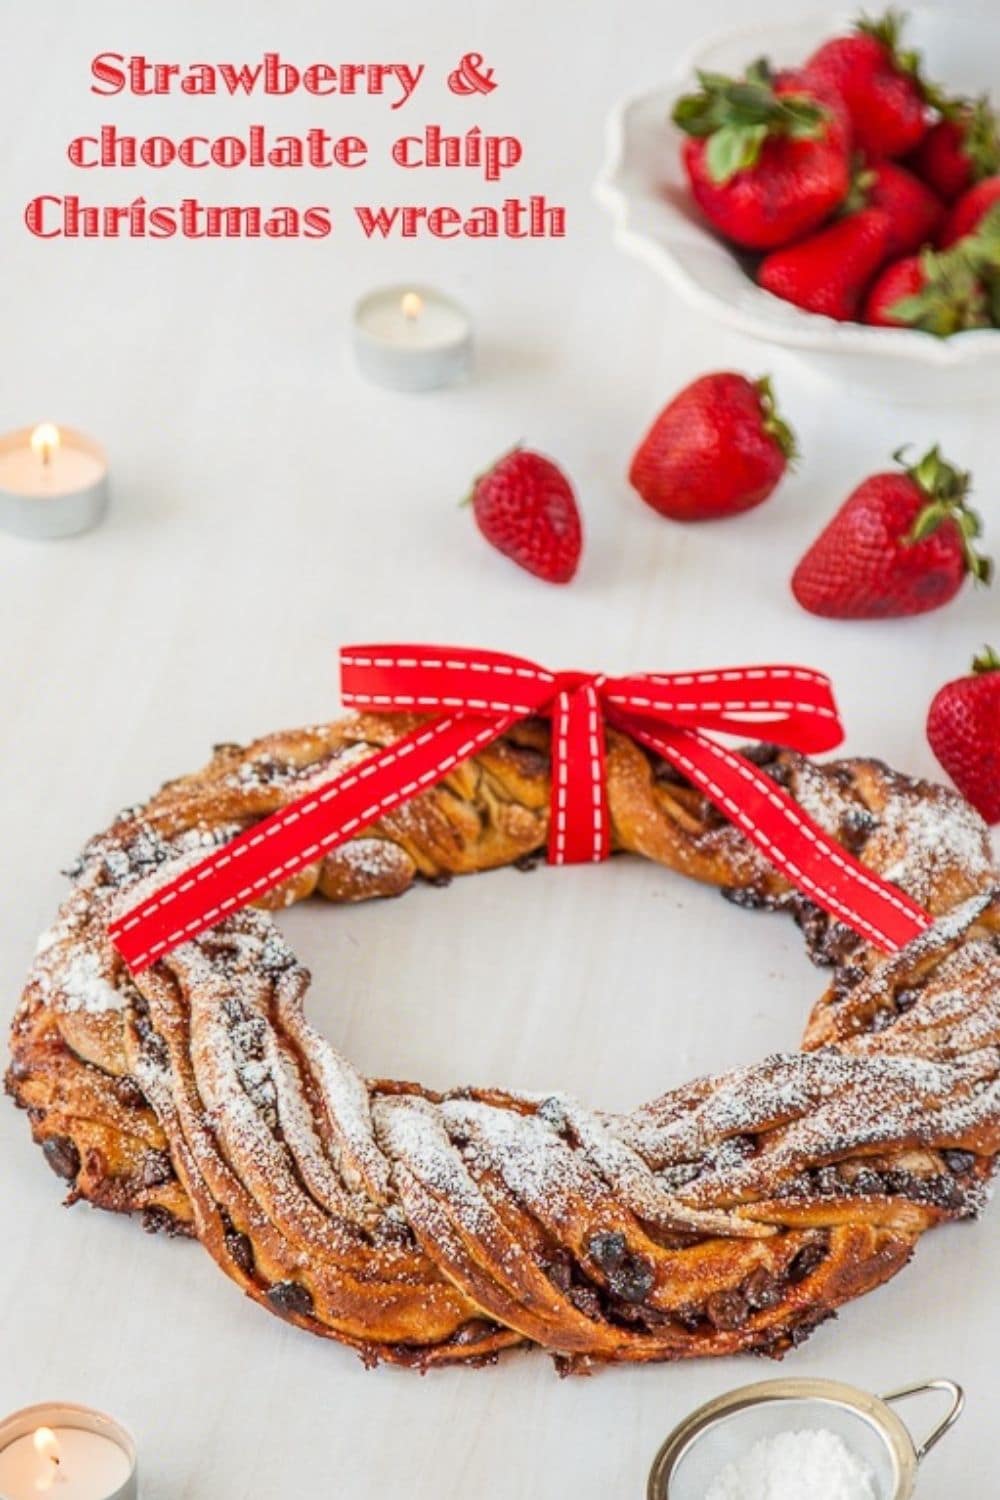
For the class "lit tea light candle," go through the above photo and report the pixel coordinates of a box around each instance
[353,285,473,391]
[0,423,110,540]
[0,1404,136,1500]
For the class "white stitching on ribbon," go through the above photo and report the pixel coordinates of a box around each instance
[117,717,504,960]
[655,732,930,950]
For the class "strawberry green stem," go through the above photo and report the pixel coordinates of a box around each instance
[840,157,878,218]
[754,376,798,464]
[972,645,1000,674]
[898,444,993,585]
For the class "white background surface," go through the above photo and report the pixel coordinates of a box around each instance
[1,1,999,1495]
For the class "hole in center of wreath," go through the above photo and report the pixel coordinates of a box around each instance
[277,857,821,1113]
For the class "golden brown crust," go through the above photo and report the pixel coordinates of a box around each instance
[6,714,999,1370]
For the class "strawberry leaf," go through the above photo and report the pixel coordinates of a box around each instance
[962,201,1000,267]
[784,100,834,138]
[696,69,733,93]
[962,96,1000,181]
[673,91,724,137]
[887,244,992,336]
[938,94,1000,180]
[743,57,775,90]
[673,63,828,182]
[856,8,906,53]
[725,82,778,122]
[706,124,768,183]
[908,500,950,540]
[856,9,918,74]
[903,444,970,505]
[899,445,993,584]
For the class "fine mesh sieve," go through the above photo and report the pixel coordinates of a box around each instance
[647,1378,964,1500]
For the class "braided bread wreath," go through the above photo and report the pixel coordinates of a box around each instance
[7,711,1000,1372]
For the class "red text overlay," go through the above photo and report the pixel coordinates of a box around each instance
[24,50,567,241]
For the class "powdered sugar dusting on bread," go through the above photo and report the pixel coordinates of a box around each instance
[58,950,123,1015]
[374,1094,494,1234]
[877,792,993,894]
[331,837,407,882]
[794,763,993,909]
[13,718,1000,1368]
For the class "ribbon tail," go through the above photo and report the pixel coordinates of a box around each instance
[624,720,932,954]
[110,712,516,973]
[548,682,610,865]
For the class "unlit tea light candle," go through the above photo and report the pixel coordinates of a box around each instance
[0,1404,137,1500]
[0,423,109,539]
[353,285,473,391]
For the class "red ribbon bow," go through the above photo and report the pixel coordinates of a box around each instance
[110,645,931,973]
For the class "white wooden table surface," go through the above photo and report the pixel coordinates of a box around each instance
[2,1,998,1494]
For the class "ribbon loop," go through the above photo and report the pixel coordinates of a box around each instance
[109,643,934,974]
[605,666,844,753]
[341,645,556,718]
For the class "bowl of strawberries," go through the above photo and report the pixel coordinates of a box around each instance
[596,7,1000,399]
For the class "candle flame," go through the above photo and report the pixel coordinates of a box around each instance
[32,1427,60,1491]
[401,292,423,321]
[30,423,61,468]
[32,1429,58,1461]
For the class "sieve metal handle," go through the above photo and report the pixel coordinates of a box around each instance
[881,1379,965,1464]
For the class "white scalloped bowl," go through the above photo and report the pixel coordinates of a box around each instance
[595,8,1000,403]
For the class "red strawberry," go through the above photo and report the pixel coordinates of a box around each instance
[908,97,1000,202]
[469,448,582,584]
[803,11,931,159]
[629,373,795,521]
[791,445,992,618]
[862,255,927,325]
[757,207,891,320]
[938,174,1000,246]
[863,242,993,332]
[860,158,943,256]
[673,59,851,250]
[927,648,1000,823]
